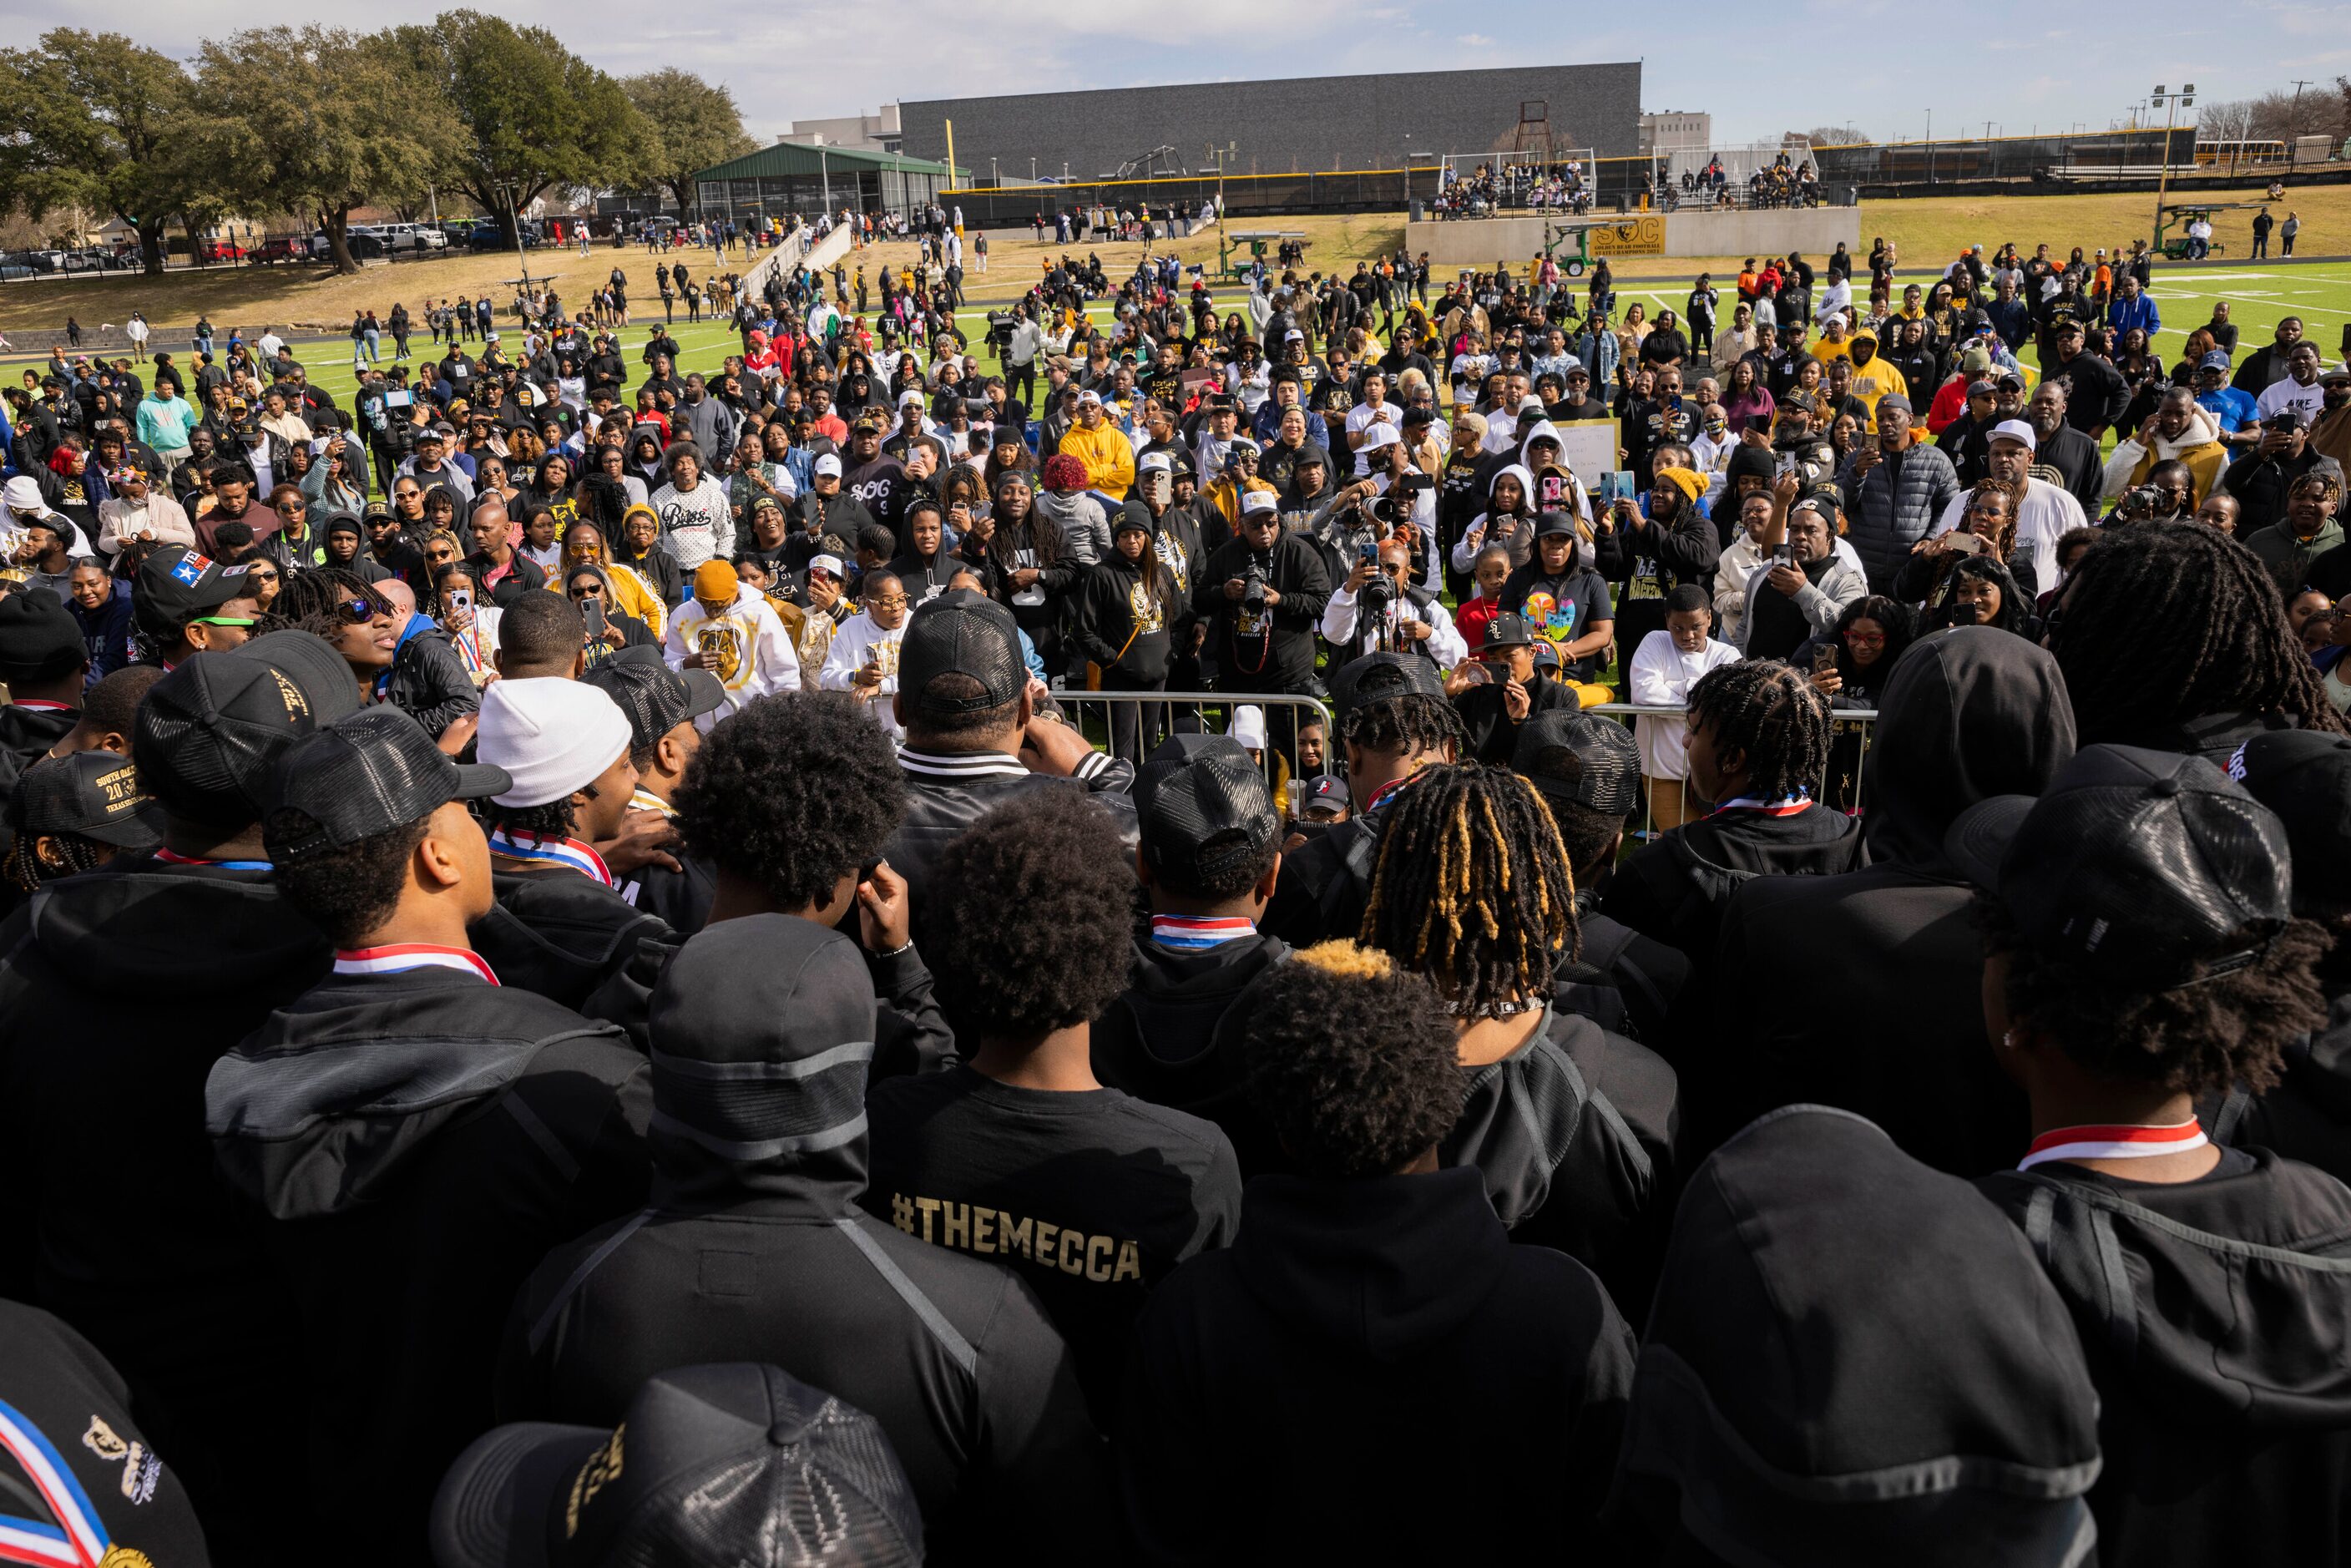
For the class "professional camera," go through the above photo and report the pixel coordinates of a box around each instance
[983,311,1014,352]
[1241,561,1271,614]
[1359,559,1395,619]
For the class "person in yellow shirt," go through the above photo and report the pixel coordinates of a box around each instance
[1057,387,1136,499]
[1810,312,1857,371]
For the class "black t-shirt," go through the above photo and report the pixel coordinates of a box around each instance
[863,1065,1241,1418]
[1499,564,1613,680]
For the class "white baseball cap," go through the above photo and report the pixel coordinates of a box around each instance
[897,390,924,409]
[477,678,635,808]
[1990,419,2037,451]
[1231,706,1267,749]
[1358,425,1400,453]
[1241,490,1277,516]
[813,453,843,478]
[808,554,845,580]
[1075,388,1103,407]
[1139,451,1173,473]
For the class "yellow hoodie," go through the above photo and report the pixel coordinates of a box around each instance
[1843,332,1909,430]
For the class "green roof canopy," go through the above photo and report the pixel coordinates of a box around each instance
[693,142,963,182]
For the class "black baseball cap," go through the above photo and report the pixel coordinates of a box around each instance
[264,708,509,861]
[1134,748,1280,893]
[1514,710,1641,817]
[134,630,365,828]
[1482,613,1535,650]
[2228,730,2351,918]
[1303,773,1352,814]
[134,544,257,635]
[583,650,726,751]
[7,751,162,850]
[1328,650,1448,726]
[430,1362,921,1568]
[899,589,1027,717]
[0,587,86,683]
[1946,743,2292,988]
[1534,511,1576,540]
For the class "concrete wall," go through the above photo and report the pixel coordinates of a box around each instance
[900,63,1641,185]
[1409,206,1860,267]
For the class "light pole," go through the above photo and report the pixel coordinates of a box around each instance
[2290,79,2313,169]
[2149,83,2195,256]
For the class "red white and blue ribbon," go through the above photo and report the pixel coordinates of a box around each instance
[154,847,272,871]
[1710,794,1811,817]
[488,827,613,888]
[0,1397,111,1567]
[2018,1119,2208,1172]
[1150,915,1257,951]
[334,943,499,985]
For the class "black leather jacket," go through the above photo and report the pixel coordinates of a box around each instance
[380,620,480,740]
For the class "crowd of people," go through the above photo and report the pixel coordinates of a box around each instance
[2,206,2351,1565]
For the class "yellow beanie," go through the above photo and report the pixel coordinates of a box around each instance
[694,560,740,603]
[1656,467,1707,505]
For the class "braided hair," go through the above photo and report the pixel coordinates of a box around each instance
[3,829,111,895]
[2052,521,2348,746]
[1339,691,1464,762]
[1359,762,1578,1018]
[1686,660,1833,802]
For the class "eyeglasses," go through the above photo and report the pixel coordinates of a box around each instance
[868,594,908,607]
[1844,631,1886,647]
[568,584,603,599]
[336,599,375,624]
[247,569,280,584]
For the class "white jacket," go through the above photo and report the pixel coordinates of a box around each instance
[1321,584,1469,667]
[818,608,909,737]
[1629,630,1742,778]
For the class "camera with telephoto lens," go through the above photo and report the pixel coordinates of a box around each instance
[1241,560,1271,614]
[1359,558,1395,619]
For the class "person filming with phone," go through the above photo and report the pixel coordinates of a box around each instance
[1737,473,1868,659]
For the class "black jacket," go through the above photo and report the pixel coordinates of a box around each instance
[1598,800,1863,966]
[1706,628,2073,1172]
[2035,421,2108,518]
[0,700,78,802]
[498,915,1107,1564]
[1093,931,1292,1176]
[469,867,670,1011]
[2216,973,2351,1186]
[1119,1166,1634,1562]
[1461,661,1583,756]
[0,861,330,1563]
[205,969,651,1562]
[1191,530,1332,692]
[1981,1150,2351,1568]
[0,1301,215,1565]
[379,620,479,740]
[1594,500,1722,658]
[2047,348,2130,433]
[464,550,547,609]
[883,746,1137,918]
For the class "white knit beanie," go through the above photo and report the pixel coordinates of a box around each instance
[476,678,634,807]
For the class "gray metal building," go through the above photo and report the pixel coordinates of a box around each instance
[898,62,1641,184]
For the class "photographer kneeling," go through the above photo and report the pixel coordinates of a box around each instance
[1322,537,1468,665]
[1194,490,1332,764]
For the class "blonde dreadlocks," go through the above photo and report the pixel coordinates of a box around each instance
[1360,762,1578,1018]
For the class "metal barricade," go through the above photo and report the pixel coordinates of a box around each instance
[1585,702,1878,842]
[1044,688,1335,800]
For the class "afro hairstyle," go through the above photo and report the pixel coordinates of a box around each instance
[925,792,1136,1040]
[673,690,906,910]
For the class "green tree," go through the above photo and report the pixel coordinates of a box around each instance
[195,26,467,274]
[624,68,756,220]
[0,30,205,276]
[390,11,651,241]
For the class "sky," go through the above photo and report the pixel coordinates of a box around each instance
[18,0,2350,148]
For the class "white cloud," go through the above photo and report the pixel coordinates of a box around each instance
[1458,32,1494,43]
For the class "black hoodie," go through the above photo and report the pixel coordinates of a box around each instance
[1596,795,1863,965]
[1093,930,1292,1176]
[1074,548,1176,682]
[204,966,651,1563]
[469,866,671,1011]
[1119,1165,1635,1562]
[0,701,77,799]
[498,915,1106,1564]
[1981,1148,2351,1567]
[1706,628,2075,1171]
[0,861,331,1562]
[1617,1106,2103,1565]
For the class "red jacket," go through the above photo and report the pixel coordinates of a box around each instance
[1454,594,1505,652]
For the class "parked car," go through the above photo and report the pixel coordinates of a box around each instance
[198,240,245,263]
[253,236,310,265]
[0,252,43,281]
